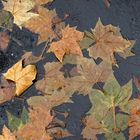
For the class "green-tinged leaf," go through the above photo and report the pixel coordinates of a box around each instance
[6,107,30,132]
[105,132,126,140]
[80,30,95,49]
[0,10,13,30]
[104,113,128,140]
[63,54,79,64]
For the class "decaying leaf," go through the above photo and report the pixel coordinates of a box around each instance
[3,0,38,27]
[68,57,112,94]
[80,19,133,64]
[3,60,37,96]
[35,0,53,5]
[35,62,74,96]
[128,98,140,140]
[0,126,16,140]
[48,26,83,62]
[7,107,30,132]
[82,114,104,140]
[0,10,14,30]
[25,6,64,44]
[0,31,10,52]
[22,51,42,65]
[0,76,15,104]
[15,107,53,140]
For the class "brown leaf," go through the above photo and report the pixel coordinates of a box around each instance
[82,114,104,140]
[133,76,140,90]
[4,60,37,96]
[35,62,74,96]
[35,0,53,5]
[68,57,112,94]
[88,19,133,64]
[22,51,42,65]
[25,6,64,44]
[15,107,53,140]
[0,31,10,52]
[48,25,83,62]
[128,99,140,140]
[0,125,16,140]
[0,76,15,104]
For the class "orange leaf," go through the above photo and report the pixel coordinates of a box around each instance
[48,26,84,62]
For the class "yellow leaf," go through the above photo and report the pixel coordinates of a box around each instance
[3,60,37,96]
[3,0,38,27]
[0,126,16,140]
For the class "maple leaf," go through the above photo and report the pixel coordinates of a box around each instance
[7,107,30,132]
[0,126,16,140]
[80,19,133,64]
[68,57,112,95]
[22,51,42,65]
[82,114,104,140]
[48,26,83,62]
[35,62,74,96]
[35,0,53,5]
[3,60,37,96]
[3,0,38,27]
[15,107,53,140]
[0,31,10,52]
[0,76,15,104]
[128,98,140,140]
[25,6,64,44]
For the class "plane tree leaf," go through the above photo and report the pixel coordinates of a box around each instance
[68,57,112,95]
[6,107,30,132]
[80,19,133,64]
[0,125,16,140]
[3,0,38,27]
[0,31,10,52]
[48,26,83,62]
[128,98,140,140]
[25,6,64,44]
[0,76,15,104]
[3,60,37,96]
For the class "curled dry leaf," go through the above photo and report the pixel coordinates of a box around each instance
[0,125,16,140]
[3,60,37,96]
[0,76,15,104]
[128,99,140,140]
[25,6,64,44]
[0,31,10,52]
[81,19,133,64]
[3,0,38,27]
[15,107,53,140]
[48,26,83,62]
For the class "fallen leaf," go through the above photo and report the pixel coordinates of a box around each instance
[82,114,104,140]
[3,0,38,27]
[25,6,64,44]
[0,10,14,30]
[128,98,140,140]
[68,57,112,94]
[0,31,10,52]
[7,107,30,132]
[3,60,37,96]
[15,107,53,140]
[35,62,74,96]
[133,76,140,90]
[35,0,53,5]
[0,126,16,140]
[48,25,83,62]
[0,76,15,104]
[81,19,133,64]
[22,51,42,65]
